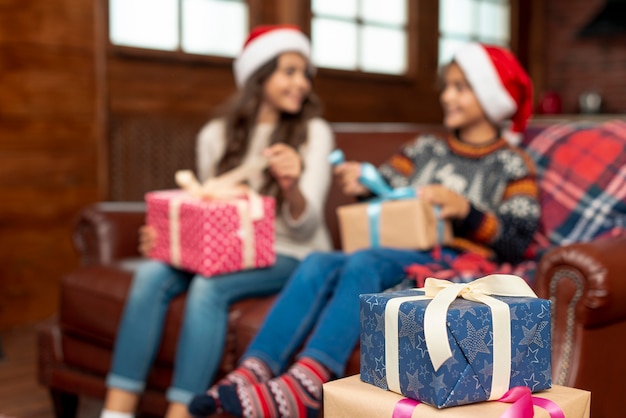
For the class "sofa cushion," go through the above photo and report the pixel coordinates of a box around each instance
[526,120,626,255]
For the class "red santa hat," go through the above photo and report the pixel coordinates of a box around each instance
[453,43,533,145]
[233,24,312,88]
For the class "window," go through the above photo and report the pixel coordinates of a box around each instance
[438,0,510,65]
[109,0,248,58]
[310,0,408,75]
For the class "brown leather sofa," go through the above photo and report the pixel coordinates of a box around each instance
[38,122,626,418]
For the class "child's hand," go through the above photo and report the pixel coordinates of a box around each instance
[334,162,369,197]
[264,143,302,192]
[139,225,158,256]
[419,184,470,220]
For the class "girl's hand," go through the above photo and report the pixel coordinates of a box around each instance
[419,184,470,220]
[264,143,302,192]
[138,225,158,256]
[334,162,369,197]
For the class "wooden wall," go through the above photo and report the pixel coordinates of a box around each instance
[0,0,549,329]
[0,1,102,328]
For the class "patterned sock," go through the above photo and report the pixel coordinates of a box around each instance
[188,357,273,416]
[218,357,331,418]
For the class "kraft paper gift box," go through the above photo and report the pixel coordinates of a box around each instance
[359,275,552,408]
[145,189,275,277]
[323,375,590,418]
[327,148,452,253]
[337,198,453,253]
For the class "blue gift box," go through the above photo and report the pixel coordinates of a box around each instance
[359,276,552,408]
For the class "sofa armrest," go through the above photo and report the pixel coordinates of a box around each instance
[73,202,146,265]
[534,234,626,326]
[533,234,626,387]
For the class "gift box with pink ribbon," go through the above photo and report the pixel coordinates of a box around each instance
[145,170,275,277]
[359,275,552,408]
[324,375,590,418]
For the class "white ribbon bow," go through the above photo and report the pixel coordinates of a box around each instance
[384,274,538,400]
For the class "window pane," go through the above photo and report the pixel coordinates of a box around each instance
[311,0,358,19]
[360,26,406,74]
[361,0,407,26]
[110,0,178,50]
[438,37,470,65]
[439,0,474,37]
[312,18,358,70]
[478,1,510,42]
[182,0,247,56]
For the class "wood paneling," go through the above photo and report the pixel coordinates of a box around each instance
[0,0,100,328]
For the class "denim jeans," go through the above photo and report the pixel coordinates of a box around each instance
[106,255,299,405]
[244,248,458,377]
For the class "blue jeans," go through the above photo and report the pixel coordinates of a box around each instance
[106,255,299,405]
[244,248,458,377]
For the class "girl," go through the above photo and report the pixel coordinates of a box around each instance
[100,25,334,418]
[189,42,539,418]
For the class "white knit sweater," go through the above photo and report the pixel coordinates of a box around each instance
[195,117,334,260]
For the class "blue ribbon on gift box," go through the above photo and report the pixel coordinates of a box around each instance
[329,149,445,248]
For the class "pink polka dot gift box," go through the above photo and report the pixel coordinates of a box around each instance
[145,189,275,277]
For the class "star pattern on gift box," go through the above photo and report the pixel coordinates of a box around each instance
[374,311,385,333]
[362,332,374,352]
[458,321,490,363]
[513,347,526,366]
[443,354,458,373]
[415,335,428,357]
[363,295,381,310]
[472,375,482,390]
[399,306,422,348]
[527,347,540,364]
[520,321,548,348]
[405,369,424,397]
[371,370,389,390]
[479,360,492,381]
[523,373,541,391]
[456,303,477,319]
[430,373,447,394]
[375,356,385,377]
[522,311,535,326]
[477,310,491,325]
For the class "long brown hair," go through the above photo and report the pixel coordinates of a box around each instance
[213,56,323,201]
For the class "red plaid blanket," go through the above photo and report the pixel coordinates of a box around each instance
[403,119,626,286]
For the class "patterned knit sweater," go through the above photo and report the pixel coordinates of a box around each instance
[378,133,540,264]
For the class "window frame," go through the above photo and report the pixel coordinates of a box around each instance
[105,0,259,65]
[437,0,514,66]
[304,0,419,84]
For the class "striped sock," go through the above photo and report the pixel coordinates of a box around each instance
[188,357,272,416]
[218,357,331,418]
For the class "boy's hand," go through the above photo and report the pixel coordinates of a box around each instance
[139,225,157,256]
[419,184,470,220]
[334,162,369,197]
[264,143,302,192]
